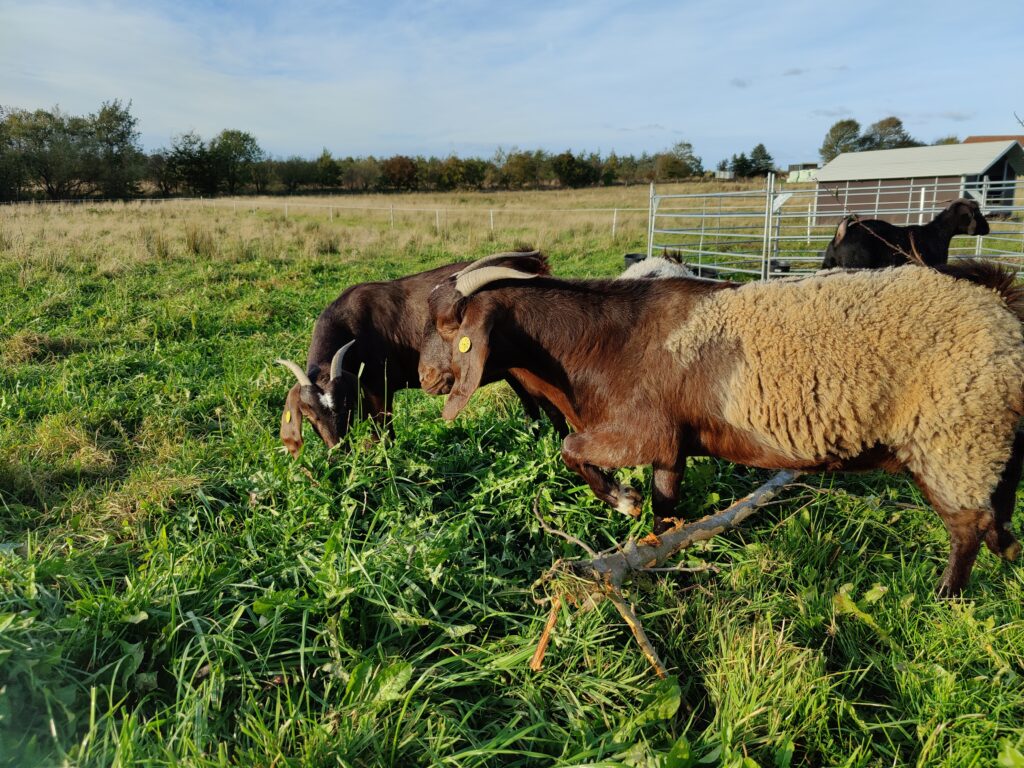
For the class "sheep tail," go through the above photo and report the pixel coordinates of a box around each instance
[935,260,1024,323]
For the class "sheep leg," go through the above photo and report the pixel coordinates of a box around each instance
[986,429,1024,561]
[938,513,985,598]
[652,466,685,534]
[561,431,643,518]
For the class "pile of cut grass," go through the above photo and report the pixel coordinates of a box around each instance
[2,197,1024,767]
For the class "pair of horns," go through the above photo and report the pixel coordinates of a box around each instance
[276,338,356,391]
[452,251,544,297]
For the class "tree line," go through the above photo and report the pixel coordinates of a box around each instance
[2,101,959,203]
[0,101,782,202]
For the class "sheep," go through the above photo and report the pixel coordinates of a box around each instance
[425,260,1024,595]
[276,251,563,457]
[821,198,990,269]
[618,256,695,280]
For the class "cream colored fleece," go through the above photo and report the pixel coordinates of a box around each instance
[666,266,1024,512]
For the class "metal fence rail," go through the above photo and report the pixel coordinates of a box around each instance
[647,175,1024,279]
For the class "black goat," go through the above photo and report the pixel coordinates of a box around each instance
[276,252,562,457]
[821,198,989,269]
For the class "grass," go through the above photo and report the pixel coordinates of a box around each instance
[3,186,1024,766]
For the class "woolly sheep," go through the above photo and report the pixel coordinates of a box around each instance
[429,261,1024,595]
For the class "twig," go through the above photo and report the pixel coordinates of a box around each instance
[528,596,561,672]
[605,591,668,679]
[532,497,598,558]
[639,562,720,575]
[533,469,801,677]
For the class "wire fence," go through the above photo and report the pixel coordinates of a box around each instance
[647,175,1024,279]
[0,194,650,240]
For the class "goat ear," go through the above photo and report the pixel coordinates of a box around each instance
[280,384,304,457]
[442,309,492,421]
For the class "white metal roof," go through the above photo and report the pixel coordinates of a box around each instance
[815,140,1024,182]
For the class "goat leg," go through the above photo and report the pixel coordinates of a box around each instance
[652,466,685,534]
[561,431,643,518]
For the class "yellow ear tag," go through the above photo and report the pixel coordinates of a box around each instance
[458,336,472,353]
[285,410,292,423]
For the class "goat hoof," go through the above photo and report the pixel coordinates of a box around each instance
[613,486,643,518]
[936,579,965,600]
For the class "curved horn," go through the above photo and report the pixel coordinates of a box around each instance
[455,266,540,296]
[454,250,542,277]
[330,339,356,381]
[276,358,313,388]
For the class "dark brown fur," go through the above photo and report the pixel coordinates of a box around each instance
[279,253,560,457]
[821,199,990,269]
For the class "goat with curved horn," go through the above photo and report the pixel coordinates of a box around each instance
[330,339,357,381]
[276,358,313,388]
[455,266,540,296]
[454,250,542,277]
[278,252,564,459]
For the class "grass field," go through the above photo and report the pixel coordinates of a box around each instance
[4,187,1024,767]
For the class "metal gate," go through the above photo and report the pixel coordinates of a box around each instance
[646,174,1024,279]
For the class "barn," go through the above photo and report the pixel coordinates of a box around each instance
[813,140,1024,223]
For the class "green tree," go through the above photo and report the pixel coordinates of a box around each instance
[146,151,176,196]
[860,116,921,151]
[91,99,144,198]
[668,141,703,176]
[210,129,263,194]
[551,150,599,188]
[277,156,317,194]
[315,148,340,188]
[932,135,960,145]
[819,119,862,163]
[379,155,419,190]
[0,109,26,201]
[749,143,774,176]
[5,106,95,199]
[502,149,543,189]
[730,152,753,178]
[168,131,218,195]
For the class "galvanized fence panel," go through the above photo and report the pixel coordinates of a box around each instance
[648,175,1024,280]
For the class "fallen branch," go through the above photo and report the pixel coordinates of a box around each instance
[531,469,801,676]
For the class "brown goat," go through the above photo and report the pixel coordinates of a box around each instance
[426,261,1024,595]
[276,252,563,457]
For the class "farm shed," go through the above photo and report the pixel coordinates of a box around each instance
[814,140,1024,222]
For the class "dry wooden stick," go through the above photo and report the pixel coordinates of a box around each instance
[531,469,801,676]
[528,596,561,672]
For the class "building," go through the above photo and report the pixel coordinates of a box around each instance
[813,140,1024,222]
[786,162,818,183]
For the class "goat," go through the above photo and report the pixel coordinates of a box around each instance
[821,198,990,269]
[426,261,1024,596]
[276,251,561,457]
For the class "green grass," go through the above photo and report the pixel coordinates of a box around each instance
[3,197,1024,767]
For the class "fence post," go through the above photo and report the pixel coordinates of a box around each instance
[285,202,288,219]
[760,172,775,280]
[329,206,333,221]
[435,210,441,234]
[646,183,656,259]
[489,210,494,231]
[390,205,394,229]
[806,203,812,244]
[611,208,618,239]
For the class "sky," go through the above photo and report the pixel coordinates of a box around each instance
[2,0,1022,168]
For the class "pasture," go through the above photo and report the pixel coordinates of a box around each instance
[3,186,1024,767]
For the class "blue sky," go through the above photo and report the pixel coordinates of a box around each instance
[2,0,1022,167]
